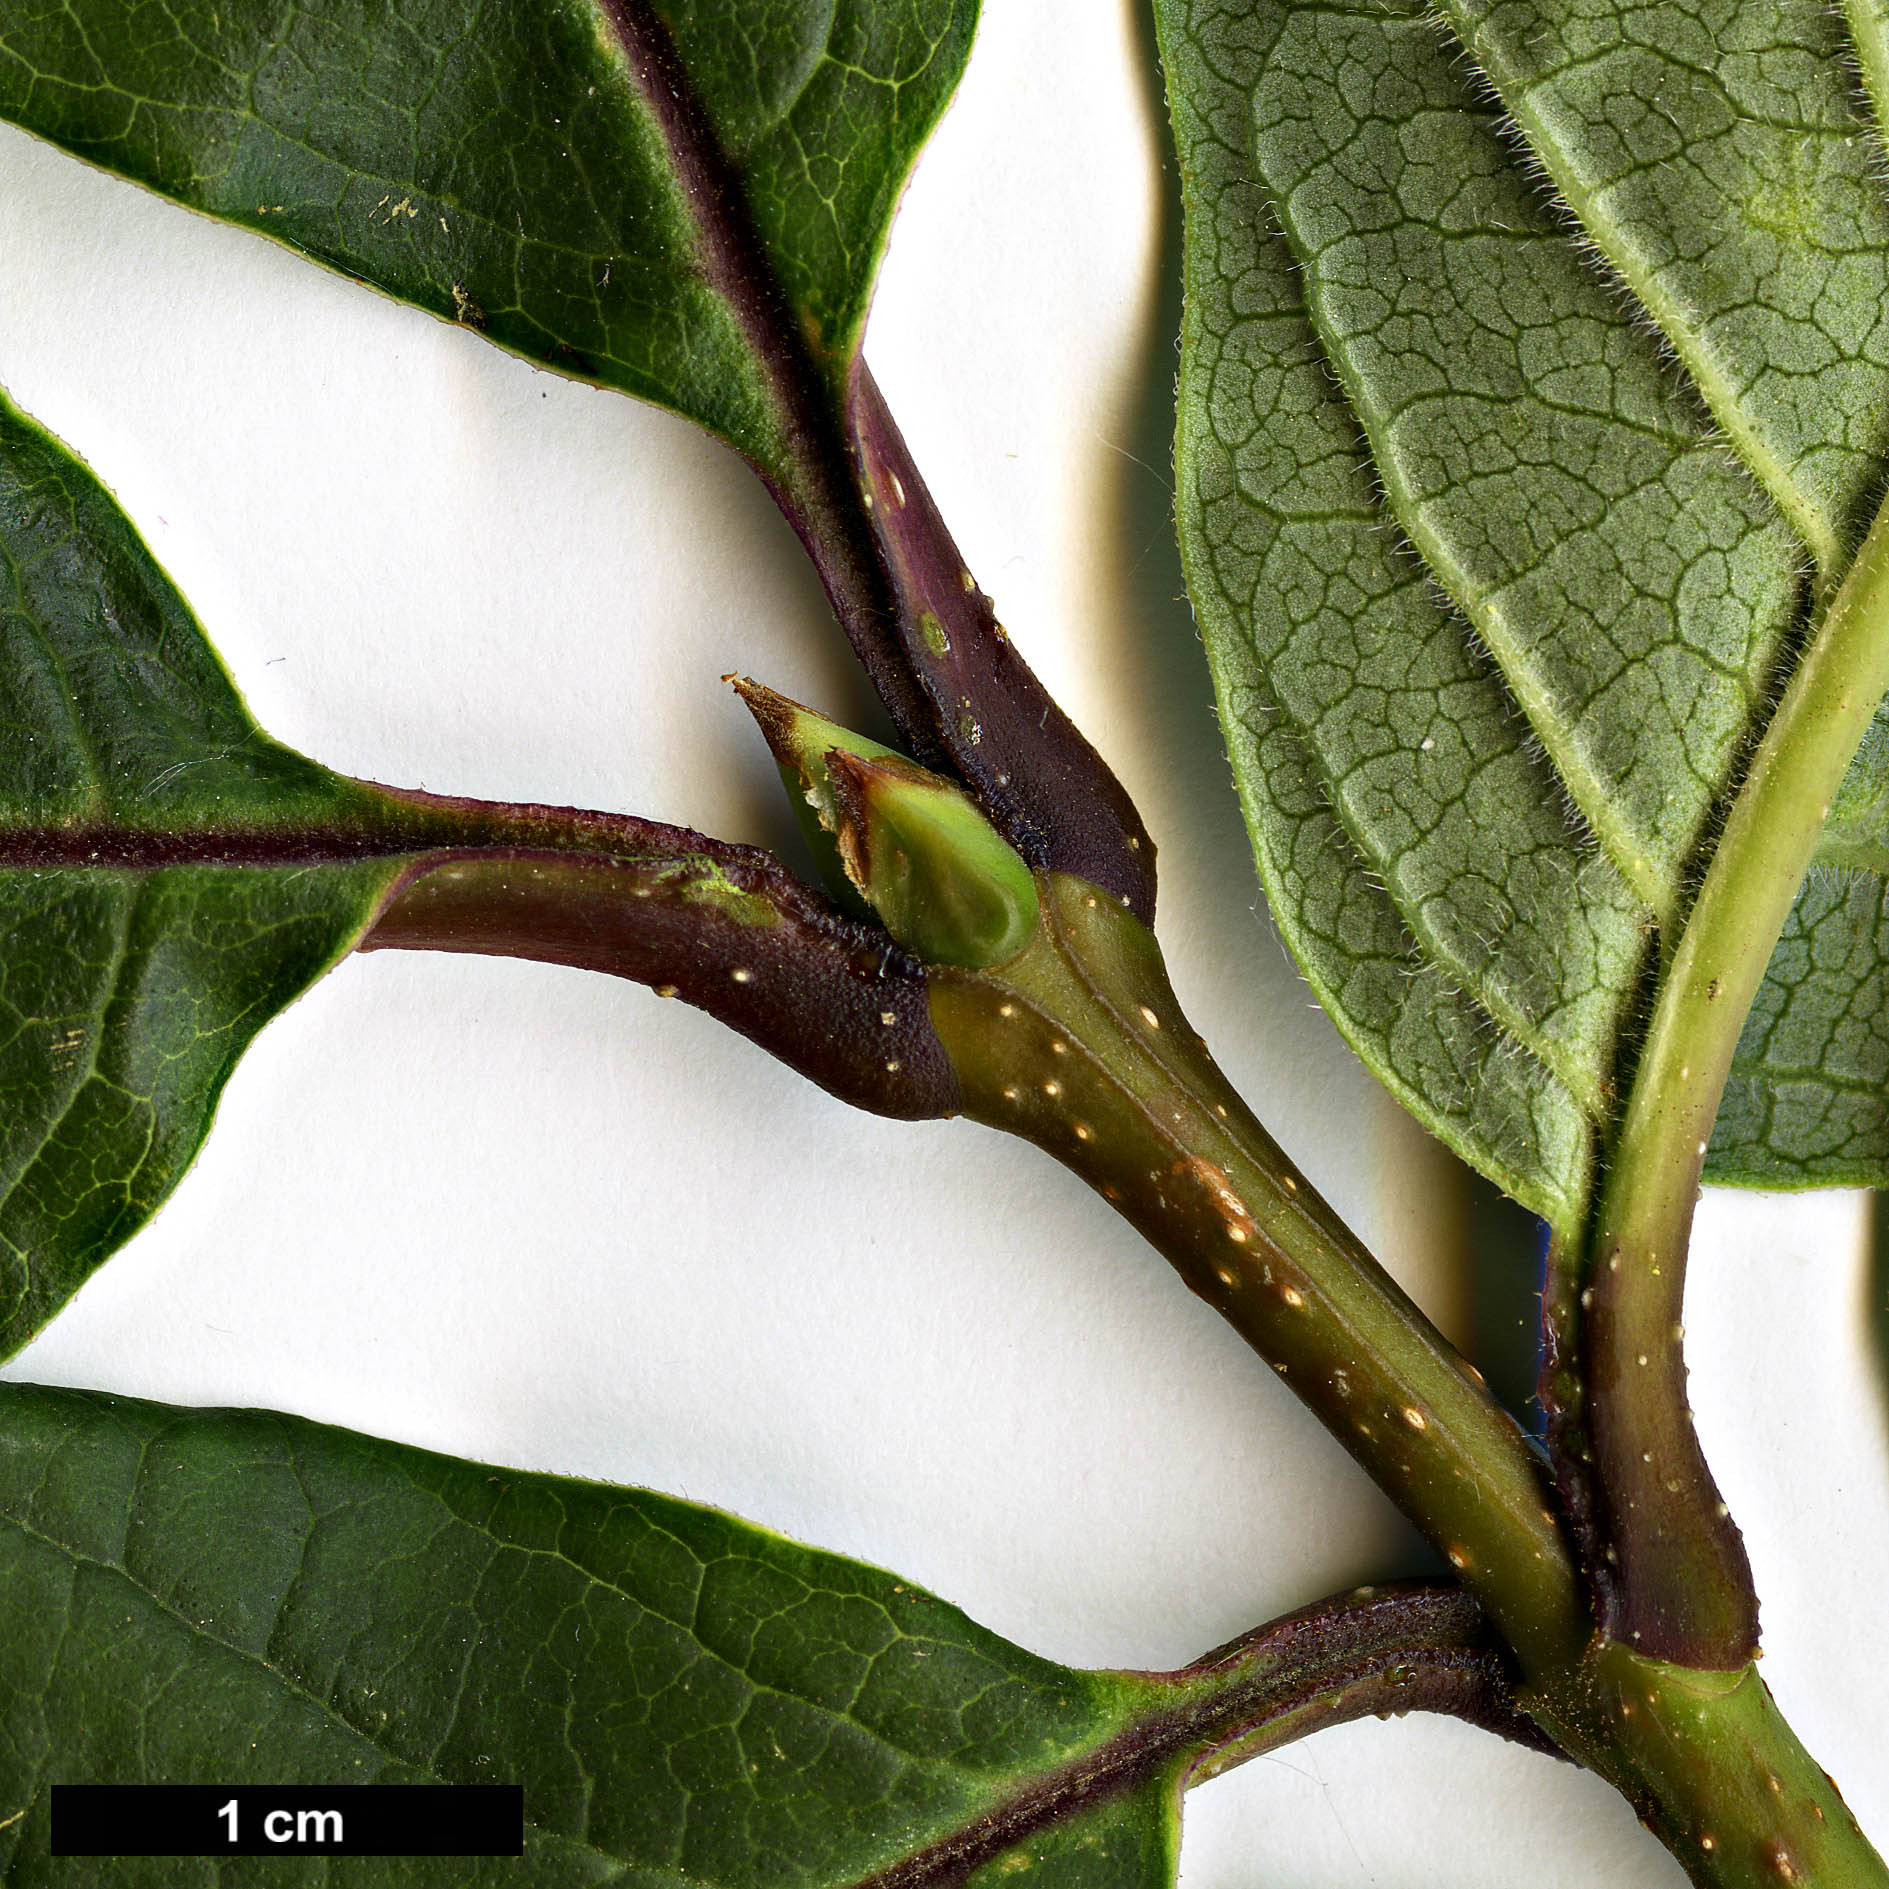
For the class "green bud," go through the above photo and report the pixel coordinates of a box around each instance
[731,677,894,920]
[823,750,1039,966]
[732,677,1039,967]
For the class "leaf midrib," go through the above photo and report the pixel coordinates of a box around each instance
[0,829,441,868]
[592,0,835,418]
[29,0,845,434]
[0,1496,1126,1886]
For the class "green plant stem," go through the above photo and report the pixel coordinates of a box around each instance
[358,842,1886,1882]
[867,1583,1551,1887]
[927,875,1586,1678]
[1586,499,1889,1669]
[929,874,1889,1887]
[1528,1650,1886,1889]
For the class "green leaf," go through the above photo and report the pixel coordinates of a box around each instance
[1713,871,1889,1187]
[0,0,976,483]
[1772,715,1889,1182]
[961,1790,1179,1889]
[0,1381,1531,1885]
[0,0,1165,927]
[0,386,963,1361]
[0,1382,1169,1886]
[1156,0,1889,1218]
[0,392,410,1357]
[1441,0,1889,582]
[1824,706,1889,876]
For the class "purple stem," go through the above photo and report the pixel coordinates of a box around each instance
[16,777,961,1121]
[845,366,1157,918]
[857,1583,1556,1889]
[596,0,1155,915]
[354,784,961,1119]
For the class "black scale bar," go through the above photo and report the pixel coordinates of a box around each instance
[50,1784,524,1856]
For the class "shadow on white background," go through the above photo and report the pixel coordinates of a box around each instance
[0,1,1879,1880]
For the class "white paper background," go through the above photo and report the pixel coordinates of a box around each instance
[0,3,1883,1882]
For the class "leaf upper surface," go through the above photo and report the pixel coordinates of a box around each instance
[0,862,402,1359]
[1158,0,1889,1208]
[0,387,963,1360]
[0,393,411,1357]
[0,393,374,836]
[0,1384,1542,1885]
[0,0,975,476]
[0,1382,1192,1886]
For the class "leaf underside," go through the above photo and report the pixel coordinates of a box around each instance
[0,0,1172,924]
[1157,0,1889,1225]
[0,0,974,482]
[1,0,1879,1208]
[0,1381,1189,1888]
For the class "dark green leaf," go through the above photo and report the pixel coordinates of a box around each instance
[0,0,976,483]
[1156,0,1889,1216]
[0,1381,1165,1886]
[0,1382,1533,1886]
[0,388,959,1360]
[0,393,407,1355]
[0,0,1164,928]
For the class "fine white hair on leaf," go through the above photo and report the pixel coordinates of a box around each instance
[1828,0,1889,160]
[1453,20,1841,547]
